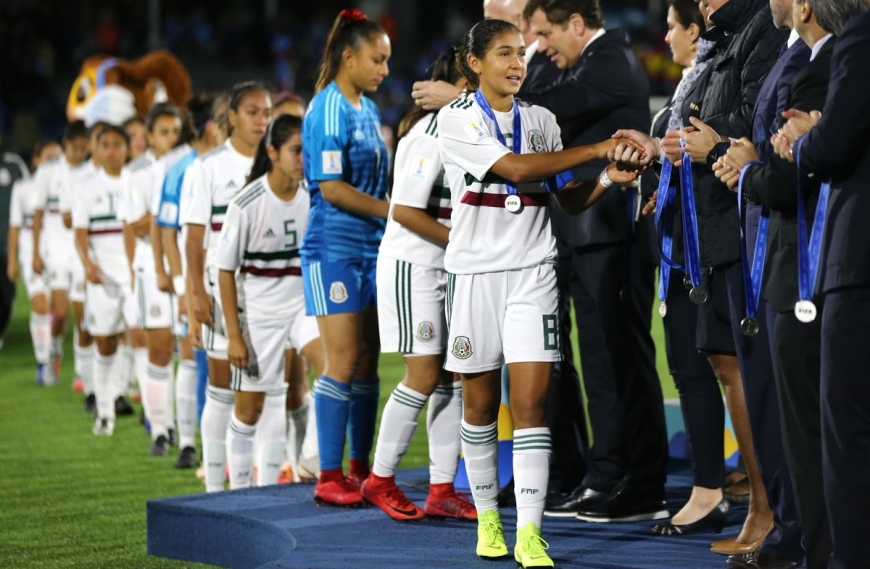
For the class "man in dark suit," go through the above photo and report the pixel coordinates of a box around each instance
[519,0,667,522]
[776,5,870,568]
[715,1,860,565]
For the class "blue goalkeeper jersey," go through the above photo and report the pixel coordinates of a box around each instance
[156,149,197,229]
[301,81,388,262]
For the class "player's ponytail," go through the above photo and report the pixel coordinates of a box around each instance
[246,114,303,186]
[397,46,463,139]
[315,9,386,93]
[457,19,521,91]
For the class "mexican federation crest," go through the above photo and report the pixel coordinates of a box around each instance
[452,336,473,359]
[417,321,435,342]
[527,129,546,153]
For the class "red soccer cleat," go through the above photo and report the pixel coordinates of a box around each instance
[425,483,478,521]
[347,458,370,489]
[313,469,365,507]
[361,473,425,521]
[72,376,84,393]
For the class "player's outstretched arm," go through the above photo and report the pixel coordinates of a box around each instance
[319,180,390,219]
[489,139,621,184]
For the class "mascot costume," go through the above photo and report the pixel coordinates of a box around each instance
[66,50,192,126]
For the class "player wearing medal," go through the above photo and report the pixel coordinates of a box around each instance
[217,114,323,488]
[301,9,391,507]
[7,140,61,382]
[158,93,228,469]
[31,121,90,385]
[72,125,133,436]
[438,19,645,567]
[183,81,271,492]
[362,48,474,521]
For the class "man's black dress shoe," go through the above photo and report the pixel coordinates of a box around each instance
[727,552,799,569]
[576,480,669,522]
[544,485,610,517]
[651,499,729,535]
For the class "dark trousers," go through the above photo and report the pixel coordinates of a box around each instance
[820,287,870,569]
[569,243,667,493]
[722,262,803,563]
[767,303,831,569]
[663,273,725,489]
[546,255,589,494]
[0,254,15,340]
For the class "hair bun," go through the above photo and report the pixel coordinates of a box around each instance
[339,8,368,21]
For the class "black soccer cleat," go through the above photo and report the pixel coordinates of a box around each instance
[174,446,197,469]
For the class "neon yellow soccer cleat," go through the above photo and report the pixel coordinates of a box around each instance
[514,522,554,568]
[476,509,508,559]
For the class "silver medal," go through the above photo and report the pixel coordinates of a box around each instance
[740,317,760,337]
[505,194,522,213]
[794,300,817,323]
[659,301,668,318]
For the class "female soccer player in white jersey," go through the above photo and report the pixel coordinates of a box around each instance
[438,20,646,568]
[121,102,186,457]
[216,114,324,488]
[72,125,134,436]
[301,9,391,507]
[361,48,474,522]
[158,93,228,469]
[31,121,90,385]
[7,140,61,383]
[183,81,271,492]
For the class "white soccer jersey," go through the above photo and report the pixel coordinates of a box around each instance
[215,176,309,321]
[60,160,96,215]
[379,112,452,269]
[438,94,566,275]
[33,157,77,258]
[72,168,131,285]
[10,178,38,257]
[180,140,254,279]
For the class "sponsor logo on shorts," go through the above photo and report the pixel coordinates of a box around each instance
[417,321,435,342]
[452,336,473,359]
[329,281,348,304]
[527,129,547,153]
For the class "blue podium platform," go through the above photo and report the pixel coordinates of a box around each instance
[147,466,743,569]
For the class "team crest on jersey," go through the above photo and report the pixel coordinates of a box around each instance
[527,129,546,153]
[417,321,435,342]
[452,336,473,359]
[0,168,10,186]
[463,121,490,143]
[329,281,348,304]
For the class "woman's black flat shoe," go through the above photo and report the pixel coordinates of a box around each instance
[651,499,730,536]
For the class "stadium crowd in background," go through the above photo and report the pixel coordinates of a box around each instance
[4,0,870,568]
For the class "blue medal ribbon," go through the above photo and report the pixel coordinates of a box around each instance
[679,141,703,289]
[474,90,522,195]
[737,161,769,321]
[795,137,830,304]
[655,159,679,307]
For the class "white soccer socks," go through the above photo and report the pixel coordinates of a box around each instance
[460,420,499,514]
[513,428,552,529]
[227,414,256,489]
[202,385,235,492]
[145,363,172,440]
[175,360,198,450]
[30,313,51,365]
[427,380,463,484]
[372,383,427,478]
[94,352,117,421]
[256,386,287,487]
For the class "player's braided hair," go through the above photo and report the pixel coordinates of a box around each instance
[457,19,521,90]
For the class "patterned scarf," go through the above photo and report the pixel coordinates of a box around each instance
[667,38,715,132]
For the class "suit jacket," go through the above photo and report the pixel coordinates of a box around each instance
[750,38,811,159]
[520,49,561,94]
[799,11,870,294]
[522,28,651,249]
[743,38,834,311]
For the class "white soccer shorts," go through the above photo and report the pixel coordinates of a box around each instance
[133,273,175,330]
[444,263,561,374]
[19,251,48,299]
[84,279,136,336]
[69,261,86,303]
[376,255,448,355]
